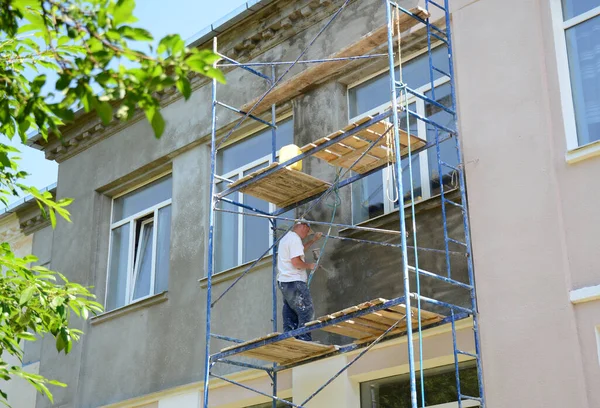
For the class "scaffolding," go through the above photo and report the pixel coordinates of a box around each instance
[202,1,485,407]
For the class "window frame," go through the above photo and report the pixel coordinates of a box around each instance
[105,173,173,309]
[214,115,293,272]
[347,52,451,219]
[550,0,600,156]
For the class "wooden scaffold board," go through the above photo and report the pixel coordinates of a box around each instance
[305,298,443,343]
[300,115,427,174]
[241,7,431,116]
[226,162,331,208]
[220,333,337,365]
[218,298,444,365]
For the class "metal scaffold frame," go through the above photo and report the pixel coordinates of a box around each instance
[202,1,485,407]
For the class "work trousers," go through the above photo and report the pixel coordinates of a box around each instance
[277,280,315,341]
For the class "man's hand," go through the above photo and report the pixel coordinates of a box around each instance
[308,263,317,270]
[314,232,324,240]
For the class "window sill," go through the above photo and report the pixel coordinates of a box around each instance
[570,284,600,304]
[90,291,168,325]
[199,255,273,288]
[566,140,600,164]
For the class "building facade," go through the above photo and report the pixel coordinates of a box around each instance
[14,0,600,407]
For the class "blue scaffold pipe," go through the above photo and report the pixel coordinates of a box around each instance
[210,374,300,408]
[270,65,279,408]
[299,316,407,406]
[218,197,272,216]
[210,333,245,343]
[215,101,276,129]
[202,36,219,408]
[216,52,273,82]
[385,1,418,407]
[217,54,388,67]
[216,359,273,372]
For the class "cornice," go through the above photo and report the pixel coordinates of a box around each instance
[26,0,356,163]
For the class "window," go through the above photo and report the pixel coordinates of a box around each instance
[106,175,172,311]
[348,47,458,224]
[360,363,480,408]
[555,0,600,148]
[215,118,294,272]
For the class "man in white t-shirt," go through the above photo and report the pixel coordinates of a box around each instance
[277,220,323,341]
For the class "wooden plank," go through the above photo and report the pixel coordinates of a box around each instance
[236,338,336,364]
[377,309,407,322]
[359,312,400,327]
[220,332,282,352]
[241,7,431,115]
[227,163,278,190]
[351,316,393,331]
[389,305,443,321]
[320,324,373,339]
[339,320,384,337]
[227,165,330,208]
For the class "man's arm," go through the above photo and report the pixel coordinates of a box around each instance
[291,256,316,271]
[303,232,323,250]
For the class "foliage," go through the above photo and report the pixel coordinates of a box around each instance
[0,0,224,404]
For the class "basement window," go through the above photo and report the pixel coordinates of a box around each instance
[360,362,480,408]
[106,175,172,311]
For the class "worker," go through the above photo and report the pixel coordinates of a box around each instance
[277,220,323,342]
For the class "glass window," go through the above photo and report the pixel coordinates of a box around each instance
[349,47,452,224]
[360,363,480,408]
[215,119,294,272]
[564,14,600,146]
[562,0,599,20]
[106,175,172,311]
[348,47,448,118]
[426,83,459,197]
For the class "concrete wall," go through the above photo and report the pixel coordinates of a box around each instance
[453,0,598,406]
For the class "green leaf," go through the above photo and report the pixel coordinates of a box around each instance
[57,36,70,47]
[157,34,184,55]
[19,286,36,305]
[176,76,191,100]
[17,332,37,342]
[56,74,71,91]
[119,26,153,42]
[205,67,226,84]
[113,0,136,26]
[95,101,113,125]
[151,110,165,138]
[50,296,65,308]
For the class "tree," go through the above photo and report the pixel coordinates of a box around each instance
[0,0,223,403]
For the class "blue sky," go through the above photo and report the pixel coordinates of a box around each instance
[6,0,246,203]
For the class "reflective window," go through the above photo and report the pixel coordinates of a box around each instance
[348,47,458,224]
[106,175,172,311]
[360,363,480,408]
[215,119,294,272]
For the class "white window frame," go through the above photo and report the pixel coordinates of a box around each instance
[217,154,279,265]
[347,63,451,218]
[550,1,600,157]
[106,175,172,308]
[215,117,293,270]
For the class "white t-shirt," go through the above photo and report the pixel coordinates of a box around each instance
[277,231,307,282]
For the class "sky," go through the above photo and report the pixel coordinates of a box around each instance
[6,0,247,203]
